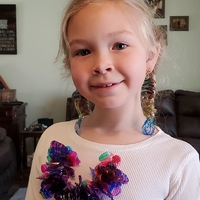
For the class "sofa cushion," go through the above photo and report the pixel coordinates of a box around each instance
[155,90,177,137]
[0,136,16,174]
[0,136,17,197]
[175,90,200,139]
[0,127,6,142]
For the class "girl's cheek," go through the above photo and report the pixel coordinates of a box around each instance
[72,76,81,89]
[70,63,78,75]
[70,69,77,80]
[71,68,82,83]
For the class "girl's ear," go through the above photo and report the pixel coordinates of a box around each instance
[146,44,161,71]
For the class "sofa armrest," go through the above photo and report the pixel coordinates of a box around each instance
[175,90,200,139]
[155,90,177,137]
[0,127,6,142]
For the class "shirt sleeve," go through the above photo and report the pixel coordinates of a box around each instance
[167,151,200,200]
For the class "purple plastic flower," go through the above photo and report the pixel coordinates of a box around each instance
[37,141,129,200]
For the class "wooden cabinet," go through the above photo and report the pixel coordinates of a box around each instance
[0,103,27,167]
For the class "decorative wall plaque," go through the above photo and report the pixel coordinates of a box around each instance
[145,0,165,18]
[170,16,189,31]
[0,4,17,54]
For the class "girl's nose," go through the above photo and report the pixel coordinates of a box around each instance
[92,54,114,75]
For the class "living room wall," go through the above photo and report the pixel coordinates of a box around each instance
[0,0,200,127]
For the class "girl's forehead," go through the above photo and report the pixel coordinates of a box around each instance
[73,1,138,17]
[68,1,141,28]
[67,2,145,42]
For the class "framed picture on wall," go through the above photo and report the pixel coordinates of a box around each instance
[0,76,9,89]
[158,25,167,45]
[0,4,17,54]
[145,0,165,18]
[170,16,189,31]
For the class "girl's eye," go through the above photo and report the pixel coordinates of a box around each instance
[76,49,90,56]
[114,43,127,50]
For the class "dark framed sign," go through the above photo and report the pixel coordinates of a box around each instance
[0,4,17,54]
[170,16,189,31]
[145,0,165,18]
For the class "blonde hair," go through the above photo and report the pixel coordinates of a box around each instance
[58,0,166,118]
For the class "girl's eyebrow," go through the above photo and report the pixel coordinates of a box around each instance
[69,39,87,47]
[69,30,133,46]
[107,30,133,37]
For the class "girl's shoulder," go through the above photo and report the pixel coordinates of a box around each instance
[37,120,77,148]
[42,120,76,135]
[156,128,198,160]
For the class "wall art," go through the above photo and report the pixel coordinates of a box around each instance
[170,16,189,31]
[145,0,165,18]
[0,4,17,54]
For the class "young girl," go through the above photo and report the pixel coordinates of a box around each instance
[26,0,200,199]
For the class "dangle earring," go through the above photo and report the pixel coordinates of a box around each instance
[73,90,94,135]
[142,118,155,135]
[141,69,156,135]
[72,90,92,118]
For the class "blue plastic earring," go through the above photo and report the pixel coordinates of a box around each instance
[142,118,155,135]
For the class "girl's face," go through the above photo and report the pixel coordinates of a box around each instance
[67,2,158,108]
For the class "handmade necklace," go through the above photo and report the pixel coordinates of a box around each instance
[37,140,129,200]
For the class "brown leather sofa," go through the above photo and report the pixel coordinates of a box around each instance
[66,90,200,156]
[0,127,17,197]
[155,89,200,156]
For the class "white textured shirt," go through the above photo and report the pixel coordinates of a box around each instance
[25,120,200,200]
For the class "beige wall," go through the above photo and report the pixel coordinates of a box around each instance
[0,0,200,126]
[156,0,200,92]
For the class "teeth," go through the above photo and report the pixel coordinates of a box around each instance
[106,84,113,87]
[99,84,113,88]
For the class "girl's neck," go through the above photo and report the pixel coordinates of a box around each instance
[77,103,150,145]
[88,105,145,130]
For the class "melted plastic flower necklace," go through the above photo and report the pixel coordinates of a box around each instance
[37,140,129,199]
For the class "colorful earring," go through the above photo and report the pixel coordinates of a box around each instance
[141,69,156,118]
[141,69,156,135]
[72,90,93,118]
[142,118,155,135]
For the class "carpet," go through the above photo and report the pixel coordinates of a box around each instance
[10,188,27,200]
